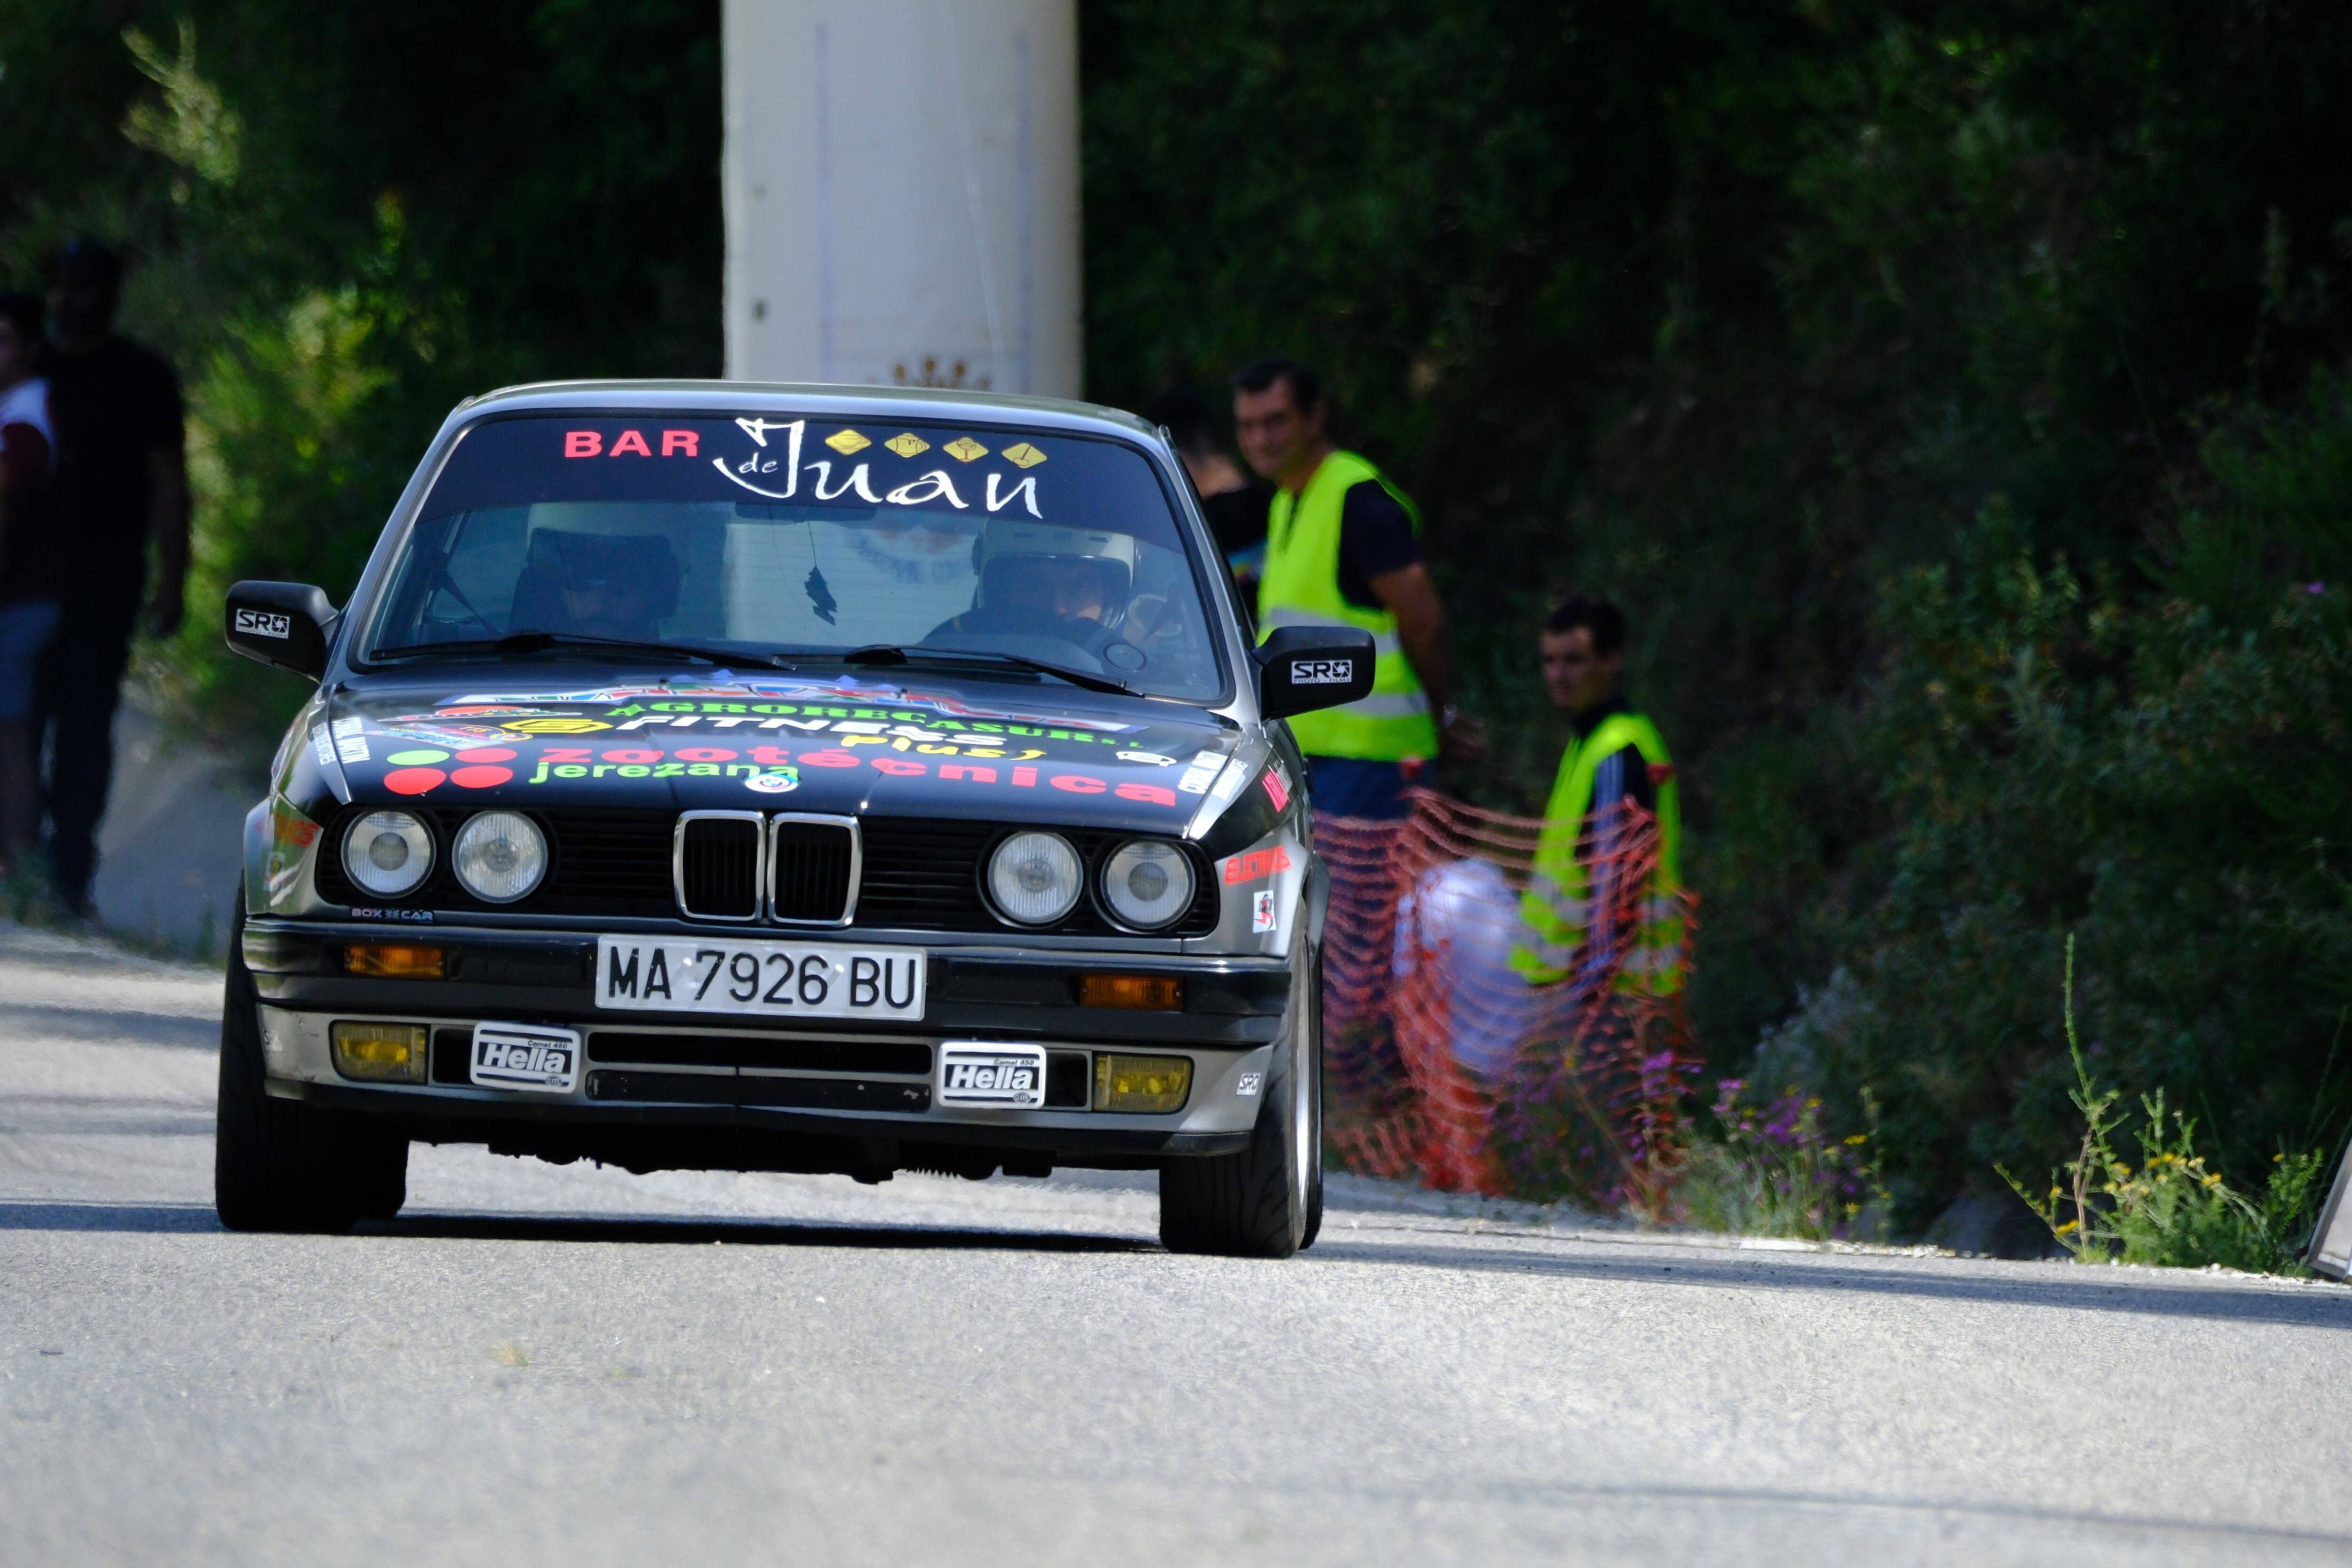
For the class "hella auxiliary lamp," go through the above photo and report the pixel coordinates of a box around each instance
[330,1021,428,1083]
[1094,1054,1193,1114]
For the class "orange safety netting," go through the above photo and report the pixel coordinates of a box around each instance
[1317,790,1700,1218]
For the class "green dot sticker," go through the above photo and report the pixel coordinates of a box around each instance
[386,749,451,765]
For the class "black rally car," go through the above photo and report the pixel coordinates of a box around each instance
[218,382,1371,1257]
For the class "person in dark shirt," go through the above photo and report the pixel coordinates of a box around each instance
[1520,594,1682,999]
[0,292,61,874]
[1539,597,1655,821]
[1235,358,1480,818]
[1143,388,1273,598]
[37,240,190,916]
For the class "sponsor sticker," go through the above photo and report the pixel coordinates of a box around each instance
[1289,658,1353,686]
[744,769,801,794]
[937,1043,1047,1108]
[501,717,612,734]
[1176,750,1226,795]
[309,725,335,768]
[1223,846,1294,884]
[330,716,369,764]
[1252,890,1278,932]
[1117,750,1176,766]
[234,607,292,640]
[1236,1071,1263,1098]
[1262,765,1291,812]
[470,1022,581,1093]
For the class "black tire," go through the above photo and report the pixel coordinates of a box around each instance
[1298,943,1326,1252]
[215,889,408,1232]
[1160,924,1323,1258]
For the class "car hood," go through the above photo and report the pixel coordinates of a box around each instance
[310,666,1242,835]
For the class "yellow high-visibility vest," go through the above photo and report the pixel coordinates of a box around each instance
[1255,451,1438,760]
[1511,710,1686,996]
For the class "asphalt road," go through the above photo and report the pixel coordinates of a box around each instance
[4,923,2350,1566]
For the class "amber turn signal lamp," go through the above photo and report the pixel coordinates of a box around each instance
[1094,1053,1193,1114]
[330,1021,429,1084]
[342,942,446,979]
[1078,973,1183,1011]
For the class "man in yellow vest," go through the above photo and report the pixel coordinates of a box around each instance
[1512,595,1685,999]
[1232,358,1478,817]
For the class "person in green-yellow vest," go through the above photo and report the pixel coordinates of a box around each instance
[1510,595,1686,999]
[1232,358,1480,818]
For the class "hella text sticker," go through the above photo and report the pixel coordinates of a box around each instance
[938,1043,1047,1108]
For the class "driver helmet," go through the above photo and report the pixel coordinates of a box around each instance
[972,522,1137,625]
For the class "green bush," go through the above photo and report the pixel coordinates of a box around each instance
[0,4,723,772]
[2003,939,2335,1274]
[1766,474,2352,1224]
[1680,1081,1890,1243]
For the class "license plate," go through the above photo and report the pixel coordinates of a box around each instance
[471,1022,582,1093]
[595,937,926,1020]
[938,1043,1048,1108]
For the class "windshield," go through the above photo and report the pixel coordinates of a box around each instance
[363,414,1225,700]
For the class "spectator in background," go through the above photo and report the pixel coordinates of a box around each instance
[39,240,189,918]
[1235,357,1479,818]
[1144,387,1273,597]
[0,292,62,876]
[1510,595,1685,1001]
[1398,596,1685,1080]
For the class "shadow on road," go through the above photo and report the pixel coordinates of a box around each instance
[1310,1235,2352,1330]
[365,1211,1157,1252]
[0,1202,224,1232]
[0,1199,1154,1254]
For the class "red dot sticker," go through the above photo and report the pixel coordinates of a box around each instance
[451,766,514,789]
[383,768,445,796]
[454,747,517,763]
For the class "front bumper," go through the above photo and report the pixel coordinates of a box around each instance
[247,919,1289,1168]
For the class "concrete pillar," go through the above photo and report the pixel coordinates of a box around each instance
[722,0,1082,398]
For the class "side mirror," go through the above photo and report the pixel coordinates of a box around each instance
[225,581,339,681]
[1254,625,1375,720]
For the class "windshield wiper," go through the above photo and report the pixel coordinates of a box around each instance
[367,630,792,670]
[837,643,1135,695]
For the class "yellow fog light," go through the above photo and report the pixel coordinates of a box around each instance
[1093,1053,1192,1114]
[331,1021,429,1083]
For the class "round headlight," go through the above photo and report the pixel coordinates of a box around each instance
[342,810,433,898]
[987,831,1082,925]
[1102,839,1194,930]
[453,811,547,903]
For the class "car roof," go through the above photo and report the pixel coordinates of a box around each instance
[450,379,1162,445]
